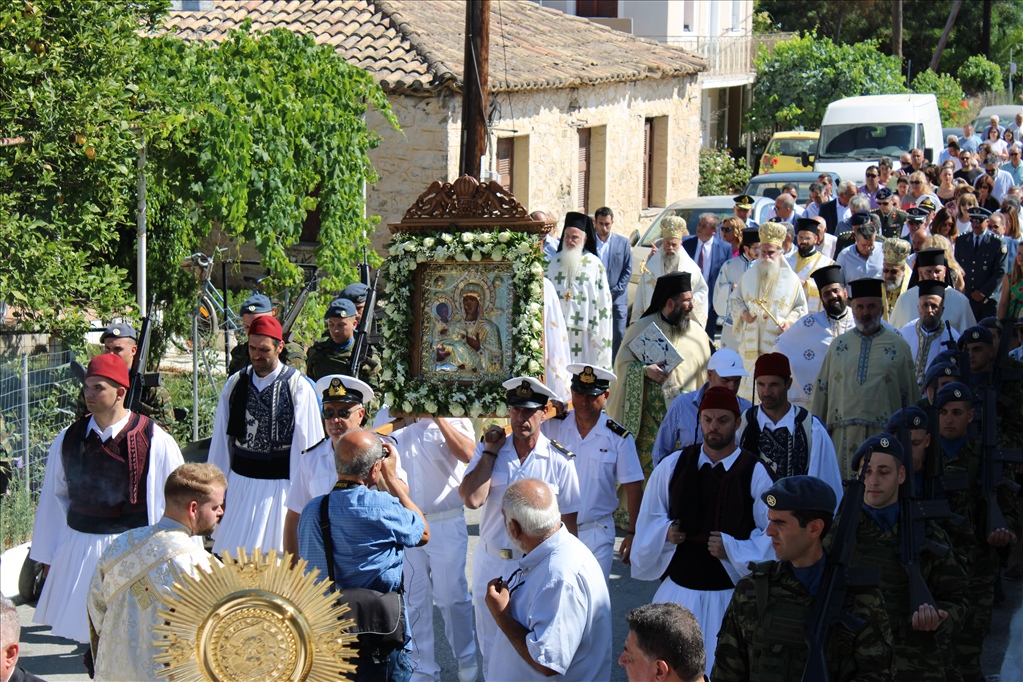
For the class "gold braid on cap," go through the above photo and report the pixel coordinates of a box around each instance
[580,367,596,384]
[759,222,786,247]
[882,238,912,266]
[660,216,687,240]
[515,381,533,398]
[325,378,347,399]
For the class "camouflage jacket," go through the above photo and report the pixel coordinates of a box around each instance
[304,338,380,385]
[713,559,894,682]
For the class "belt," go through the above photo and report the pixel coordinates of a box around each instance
[424,507,464,522]
[483,541,523,561]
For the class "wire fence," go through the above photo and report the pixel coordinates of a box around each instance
[0,350,79,550]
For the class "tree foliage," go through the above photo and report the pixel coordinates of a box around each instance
[911,70,969,127]
[747,34,907,133]
[698,149,752,196]
[958,55,1004,96]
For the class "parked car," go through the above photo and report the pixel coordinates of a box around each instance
[759,131,818,173]
[972,105,1023,132]
[743,171,842,202]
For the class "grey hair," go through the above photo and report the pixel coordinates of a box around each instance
[838,180,858,196]
[848,195,870,212]
[698,213,721,228]
[502,479,561,536]
[1,596,19,652]
[335,433,384,478]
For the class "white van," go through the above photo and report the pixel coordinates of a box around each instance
[813,94,943,181]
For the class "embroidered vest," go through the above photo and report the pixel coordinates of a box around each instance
[227,366,297,479]
[738,406,813,478]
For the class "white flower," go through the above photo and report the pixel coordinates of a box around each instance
[496,404,508,418]
[402,401,414,413]
[479,233,493,244]
[528,359,540,373]
[498,232,511,243]
[403,241,417,252]
[423,237,435,249]
[530,339,540,351]
[425,401,438,414]
[441,233,453,243]
[454,251,468,262]
[471,251,482,261]
[470,402,482,417]
[407,260,418,270]
[385,392,396,405]
[461,232,475,243]
[530,262,544,276]
[449,403,465,417]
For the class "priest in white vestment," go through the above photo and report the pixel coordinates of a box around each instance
[713,225,760,350]
[890,248,977,331]
[546,212,613,369]
[543,276,572,403]
[728,222,808,397]
[881,238,912,322]
[785,218,834,313]
[632,216,710,329]
[898,280,961,388]
[88,463,223,681]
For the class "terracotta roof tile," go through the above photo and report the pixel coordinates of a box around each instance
[162,0,704,94]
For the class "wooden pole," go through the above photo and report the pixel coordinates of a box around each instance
[459,0,490,179]
[891,0,902,59]
[930,0,963,73]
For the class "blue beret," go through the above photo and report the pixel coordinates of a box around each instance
[934,381,973,408]
[100,322,137,342]
[887,406,928,432]
[923,361,960,389]
[340,282,369,303]
[851,432,906,472]
[850,210,873,227]
[762,476,836,514]
[959,326,993,347]
[240,293,272,315]
[325,297,357,319]
[875,187,894,200]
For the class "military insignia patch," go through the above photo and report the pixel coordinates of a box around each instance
[766,494,777,507]
[880,437,890,448]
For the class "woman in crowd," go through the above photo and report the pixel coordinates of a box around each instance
[987,124,1009,161]
[936,163,957,204]
[975,174,1001,212]
[932,207,958,243]
[902,170,941,210]
[955,191,978,235]
[998,243,1023,321]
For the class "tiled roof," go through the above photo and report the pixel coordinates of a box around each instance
[162,0,705,94]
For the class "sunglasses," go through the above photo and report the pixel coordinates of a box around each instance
[322,406,355,420]
[865,173,878,179]
[910,180,922,185]
[721,227,735,232]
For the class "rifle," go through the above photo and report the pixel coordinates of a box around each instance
[921,402,968,519]
[279,267,323,344]
[124,296,159,414]
[802,452,880,682]
[344,268,379,379]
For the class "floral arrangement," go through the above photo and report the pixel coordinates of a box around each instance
[379,228,546,417]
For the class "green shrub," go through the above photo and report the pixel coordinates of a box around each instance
[699,149,753,196]
[959,56,1004,95]
[912,70,969,126]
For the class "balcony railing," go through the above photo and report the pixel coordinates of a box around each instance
[670,33,795,79]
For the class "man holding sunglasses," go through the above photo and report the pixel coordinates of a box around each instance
[954,207,1008,320]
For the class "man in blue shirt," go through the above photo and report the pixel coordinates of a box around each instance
[299,429,429,682]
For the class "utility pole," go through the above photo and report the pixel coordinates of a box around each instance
[459,0,490,179]
[891,0,902,59]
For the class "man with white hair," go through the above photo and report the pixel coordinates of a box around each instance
[818,180,858,232]
[728,222,808,396]
[484,478,612,681]
[1,596,44,682]
[633,215,710,329]
[546,212,613,368]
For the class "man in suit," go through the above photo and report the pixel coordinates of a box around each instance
[684,213,732,336]
[817,180,857,233]
[594,207,633,360]
[954,206,1008,320]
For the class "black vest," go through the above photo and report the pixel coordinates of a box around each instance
[739,406,812,478]
[227,366,297,479]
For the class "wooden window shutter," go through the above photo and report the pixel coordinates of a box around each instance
[576,0,617,18]
[497,138,514,192]
[578,128,591,213]
[642,119,653,209]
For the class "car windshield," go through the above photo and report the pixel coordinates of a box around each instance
[817,123,913,160]
[744,179,817,202]
[767,138,817,156]
[640,208,733,246]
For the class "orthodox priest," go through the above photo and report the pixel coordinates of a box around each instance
[786,217,834,313]
[882,238,912,321]
[546,212,613,368]
[713,227,760,351]
[810,278,920,474]
[728,222,808,396]
[897,280,961,388]
[774,265,855,410]
[632,216,711,329]
[608,272,711,475]
[890,248,977,331]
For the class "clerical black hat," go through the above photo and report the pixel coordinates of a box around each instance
[848,278,883,299]
[741,227,761,246]
[851,432,906,471]
[796,218,820,234]
[762,476,836,514]
[810,264,844,291]
[642,272,692,318]
[914,248,946,268]
[917,280,947,299]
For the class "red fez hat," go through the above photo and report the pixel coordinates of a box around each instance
[754,352,791,379]
[248,315,283,341]
[86,353,130,388]
[699,385,740,415]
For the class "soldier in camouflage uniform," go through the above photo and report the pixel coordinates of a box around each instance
[227,293,306,375]
[713,476,894,682]
[75,323,175,430]
[305,297,380,389]
[339,281,369,322]
[840,434,969,682]
[934,383,1020,680]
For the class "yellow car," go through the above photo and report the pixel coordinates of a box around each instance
[759,131,818,173]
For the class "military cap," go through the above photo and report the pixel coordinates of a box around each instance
[567,363,616,396]
[934,381,973,408]
[882,239,912,266]
[914,248,946,268]
[851,432,906,471]
[100,322,137,342]
[849,278,883,299]
[340,282,369,304]
[315,374,373,405]
[325,297,357,320]
[918,197,937,213]
[959,325,993,347]
[810,264,844,291]
[796,218,820,234]
[850,210,873,227]
[977,316,1002,331]
[240,293,272,315]
[968,207,992,221]
[734,194,754,210]
[741,227,761,246]
[887,406,928,432]
[762,475,836,514]
[85,353,130,389]
[503,376,558,408]
[917,280,946,299]
[875,187,894,200]
[906,207,929,222]
[923,361,960,389]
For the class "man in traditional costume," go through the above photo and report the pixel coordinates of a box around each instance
[774,265,857,410]
[630,387,774,678]
[87,463,225,681]
[898,280,961,389]
[881,238,912,321]
[786,217,834,313]
[713,228,760,351]
[891,248,978,331]
[811,278,920,474]
[608,272,712,475]
[29,354,184,646]
[208,315,323,555]
[632,216,710,329]
[546,212,613,368]
[728,222,808,397]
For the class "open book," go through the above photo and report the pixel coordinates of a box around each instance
[628,323,683,373]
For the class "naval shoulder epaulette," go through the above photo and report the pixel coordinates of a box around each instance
[302,436,329,455]
[605,418,631,438]
[549,439,575,459]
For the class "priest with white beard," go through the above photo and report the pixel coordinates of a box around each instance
[632,216,710,329]
[728,222,808,397]
[546,212,613,369]
[898,280,960,388]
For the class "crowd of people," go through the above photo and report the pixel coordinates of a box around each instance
[6,123,1023,682]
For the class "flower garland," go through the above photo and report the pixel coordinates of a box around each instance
[379,228,546,417]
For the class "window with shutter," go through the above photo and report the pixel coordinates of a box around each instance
[497,138,514,192]
[575,0,617,18]
[578,129,591,213]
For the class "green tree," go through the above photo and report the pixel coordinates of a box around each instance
[912,70,969,126]
[747,34,907,133]
[698,149,752,196]
[958,55,1004,95]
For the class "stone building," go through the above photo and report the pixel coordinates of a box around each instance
[166,0,706,245]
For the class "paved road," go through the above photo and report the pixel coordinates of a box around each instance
[6,506,1022,681]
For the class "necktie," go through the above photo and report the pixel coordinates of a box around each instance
[698,245,705,269]
[975,235,980,250]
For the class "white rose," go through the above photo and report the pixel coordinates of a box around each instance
[402,401,414,413]
[471,251,482,261]
[381,369,393,381]
[403,241,416,252]
[441,233,453,242]
[496,404,508,417]
[450,403,465,417]
[424,401,438,414]
[385,392,396,405]
[498,232,511,243]
[530,339,540,351]
[528,360,540,373]
[454,251,468,262]
[423,237,435,249]
[479,233,493,244]
[461,232,475,243]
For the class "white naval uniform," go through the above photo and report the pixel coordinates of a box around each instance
[541,412,644,579]
[29,413,184,643]
[630,447,773,678]
[486,526,612,682]
[465,433,580,662]
[208,362,324,555]
[898,319,961,388]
